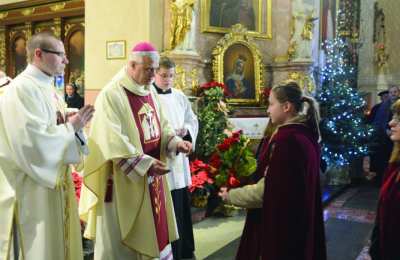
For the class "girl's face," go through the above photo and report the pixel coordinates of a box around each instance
[389,115,400,141]
[267,91,290,125]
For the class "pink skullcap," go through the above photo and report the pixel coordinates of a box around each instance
[131,42,157,52]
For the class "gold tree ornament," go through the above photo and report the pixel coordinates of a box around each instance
[169,0,196,50]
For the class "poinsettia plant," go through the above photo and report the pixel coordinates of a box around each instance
[189,159,216,208]
[195,81,231,159]
[209,130,257,189]
[189,159,215,194]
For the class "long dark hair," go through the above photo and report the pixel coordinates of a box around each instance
[272,81,321,139]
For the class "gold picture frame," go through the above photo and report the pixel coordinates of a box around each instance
[201,0,272,39]
[212,24,264,106]
[106,40,126,60]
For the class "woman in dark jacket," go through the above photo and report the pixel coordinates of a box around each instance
[65,83,84,109]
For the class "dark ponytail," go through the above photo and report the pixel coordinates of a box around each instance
[301,95,321,141]
[272,81,321,140]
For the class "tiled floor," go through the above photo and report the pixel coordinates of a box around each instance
[200,182,379,260]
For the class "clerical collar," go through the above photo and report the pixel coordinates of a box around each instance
[153,83,172,94]
[25,64,54,86]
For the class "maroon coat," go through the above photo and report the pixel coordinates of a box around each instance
[261,124,326,260]
[236,136,271,260]
[377,162,400,260]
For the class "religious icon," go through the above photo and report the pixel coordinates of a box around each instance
[201,0,272,39]
[139,103,160,142]
[223,44,255,99]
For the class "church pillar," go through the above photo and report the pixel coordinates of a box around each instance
[85,0,164,104]
[0,25,6,72]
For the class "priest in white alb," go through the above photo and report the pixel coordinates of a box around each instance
[79,42,192,260]
[0,32,94,260]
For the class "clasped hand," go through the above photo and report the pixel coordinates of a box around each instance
[177,140,192,154]
[68,105,95,131]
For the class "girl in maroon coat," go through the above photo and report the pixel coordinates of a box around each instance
[369,99,400,260]
[220,82,327,260]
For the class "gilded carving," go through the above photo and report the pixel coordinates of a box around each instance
[0,12,9,20]
[287,71,315,93]
[53,18,62,38]
[64,24,73,37]
[0,27,6,72]
[174,65,186,91]
[190,68,199,94]
[212,24,264,105]
[50,3,66,12]
[169,0,195,50]
[21,8,35,16]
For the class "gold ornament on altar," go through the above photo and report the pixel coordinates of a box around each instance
[301,12,317,41]
[375,43,389,69]
[169,0,196,50]
[285,71,315,93]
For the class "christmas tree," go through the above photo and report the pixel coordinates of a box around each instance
[316,38,373,167]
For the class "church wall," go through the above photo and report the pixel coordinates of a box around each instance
[357,0,376,101]
[0,0,27,5]
[358,0,400,105]
[85,0,164,104]
[378,0,400,85]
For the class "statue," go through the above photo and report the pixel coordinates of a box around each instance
[169,0,196,52]
[288,0,316,61]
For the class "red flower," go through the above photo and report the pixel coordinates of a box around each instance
[72,171,82,202]
[199,81,230,96]
[189,159,214,193]
[228,170,241,188]
[209,153,222,169]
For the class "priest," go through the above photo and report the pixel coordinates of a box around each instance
[154,56,198,259]
[0,32,94,260]
[79,42,192,260]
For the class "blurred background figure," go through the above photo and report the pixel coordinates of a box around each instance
[65,82,84,109]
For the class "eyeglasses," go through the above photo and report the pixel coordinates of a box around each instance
[40,48,66,58]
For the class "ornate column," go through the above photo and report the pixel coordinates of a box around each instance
[267,60,315,93]
[0,25,6,72]
[53,17,62,39]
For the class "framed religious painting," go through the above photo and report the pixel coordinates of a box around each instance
[201,0,272,39]
[212,24,264,106]
[320,0,340,45]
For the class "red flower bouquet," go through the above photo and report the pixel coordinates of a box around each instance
[210,130,257,189]
[198,81,231,97]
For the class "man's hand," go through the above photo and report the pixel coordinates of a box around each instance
[218,187,229,202]
[177,141,192,154]
[149,159,170,176]
[68,105,95,131]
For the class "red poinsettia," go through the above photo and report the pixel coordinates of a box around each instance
[72,171,82,202]
[199,81,231,96]
[189,160,214,193]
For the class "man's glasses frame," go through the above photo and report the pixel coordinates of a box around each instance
[40,48,66,58]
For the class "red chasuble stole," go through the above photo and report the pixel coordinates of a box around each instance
[125,88,169,252]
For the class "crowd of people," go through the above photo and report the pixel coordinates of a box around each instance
[0,31,399,260]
